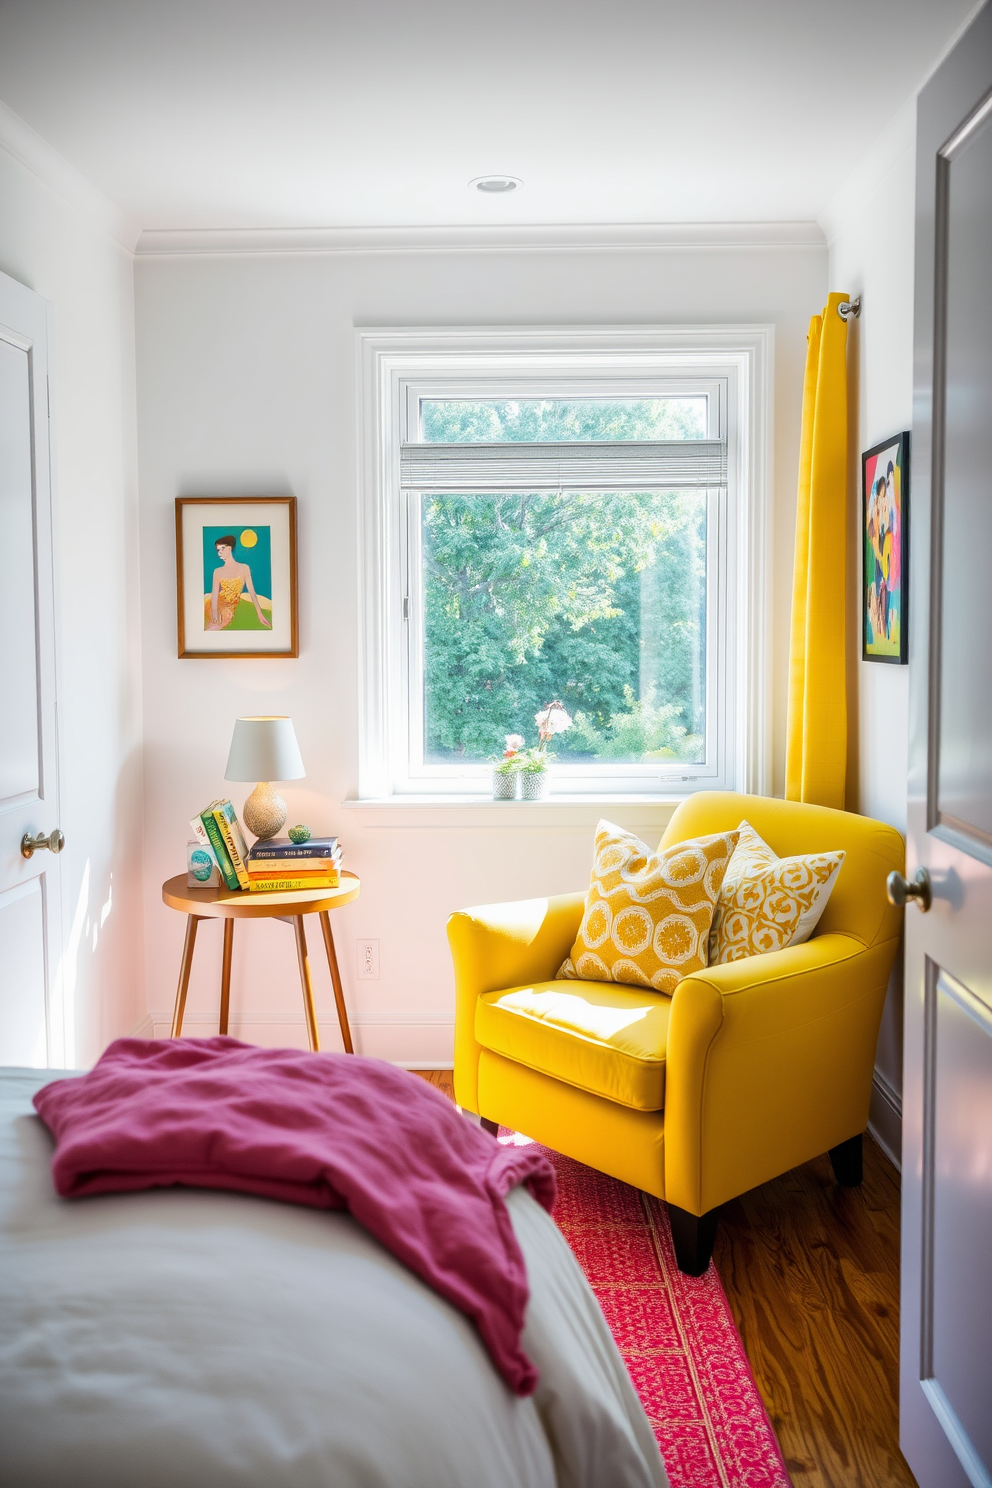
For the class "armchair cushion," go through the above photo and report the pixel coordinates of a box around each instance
[476,981,671,1112]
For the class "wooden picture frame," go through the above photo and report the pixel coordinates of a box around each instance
[175,496,299,658]
[862,433,909,665]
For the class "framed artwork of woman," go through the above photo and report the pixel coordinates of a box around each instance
[862,433,909,665]
[176,496,298,658]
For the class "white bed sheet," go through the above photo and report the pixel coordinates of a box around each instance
[0,1070,668,1488]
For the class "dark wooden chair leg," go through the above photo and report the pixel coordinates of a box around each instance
[668,1203,719,1276]
[480,1117,499,1136]
[829,1132,864,1186]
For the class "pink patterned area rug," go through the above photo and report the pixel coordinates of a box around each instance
[500,1133,792,1488]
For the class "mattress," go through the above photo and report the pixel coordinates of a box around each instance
[0,1069,668,1488]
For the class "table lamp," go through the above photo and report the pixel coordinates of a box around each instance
[225,715,305,840]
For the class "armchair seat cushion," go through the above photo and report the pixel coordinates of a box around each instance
[475,981,671,1112]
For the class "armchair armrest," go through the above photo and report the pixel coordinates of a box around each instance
[448,892,585,1113]
[665,933,900,1215]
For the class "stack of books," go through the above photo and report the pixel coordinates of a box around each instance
[246,836,343,893]
[190,799,252,891]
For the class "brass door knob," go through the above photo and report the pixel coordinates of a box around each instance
[21,828,65,859]
[886,867,931,912]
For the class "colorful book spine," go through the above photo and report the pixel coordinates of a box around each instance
[248,876,340,893]
[211,801,251,890]
[248,857,342,874]
[199,804,241,891]
[248,837,339,861]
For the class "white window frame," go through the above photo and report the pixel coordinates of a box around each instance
[357,326,773,802]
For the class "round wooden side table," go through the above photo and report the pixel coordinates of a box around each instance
[161,872,361,1054]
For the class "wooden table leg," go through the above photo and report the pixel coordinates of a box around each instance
[219,918,234,1035]
[319,910,354,1054]
[171,914,202,1038]
[293,916,321,1053]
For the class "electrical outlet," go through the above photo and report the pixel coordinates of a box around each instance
[357,938,380,980]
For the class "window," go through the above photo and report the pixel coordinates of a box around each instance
[358,329,772,801]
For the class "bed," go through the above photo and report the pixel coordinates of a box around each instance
[0,1069,668,1487]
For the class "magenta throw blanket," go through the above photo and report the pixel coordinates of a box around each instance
[33,1037,556,1396]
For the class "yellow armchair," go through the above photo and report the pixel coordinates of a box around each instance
[448,792,904,1274]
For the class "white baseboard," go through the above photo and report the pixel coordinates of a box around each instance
[149,1020,455,1067]
[127,1014,155,1039]
[868,1067,902,1171]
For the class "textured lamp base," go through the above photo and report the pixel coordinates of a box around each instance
[242,781,287,840]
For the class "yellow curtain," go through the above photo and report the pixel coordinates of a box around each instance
[785,292,850,809]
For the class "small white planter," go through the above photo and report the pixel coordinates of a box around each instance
[491,770,518,800]
[519,770,549,801]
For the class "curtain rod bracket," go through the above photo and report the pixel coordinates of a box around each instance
[838,296,862,320]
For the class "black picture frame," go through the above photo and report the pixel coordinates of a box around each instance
[862,432,909,665]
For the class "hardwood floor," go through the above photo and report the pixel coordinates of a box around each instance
[414,1071,915,1488]
[714,1136,916,1488]
[416,1068,455,1100]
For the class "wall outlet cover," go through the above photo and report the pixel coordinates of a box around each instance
[357,938,380,980]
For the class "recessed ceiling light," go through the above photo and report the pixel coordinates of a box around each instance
[470,175,522,194]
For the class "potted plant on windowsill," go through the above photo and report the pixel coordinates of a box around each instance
[491,734,525,799]
[518,749,551,800]
[519,701,573,800]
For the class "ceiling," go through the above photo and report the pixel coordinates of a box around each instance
[0,0,977,233]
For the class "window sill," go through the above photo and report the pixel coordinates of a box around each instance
[340,795,685,830]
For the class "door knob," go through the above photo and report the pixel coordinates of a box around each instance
[886,867,931,912]
[21,828,65,859]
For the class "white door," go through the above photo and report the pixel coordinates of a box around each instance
[0,269,64,1067]
[901,6,992,1486]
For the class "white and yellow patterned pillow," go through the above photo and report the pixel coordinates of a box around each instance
[709,820,844,965]
[558,821,739,995]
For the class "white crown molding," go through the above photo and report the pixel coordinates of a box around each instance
[136,220,826,259]
[0,100,139,253]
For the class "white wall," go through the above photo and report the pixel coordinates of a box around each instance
[821,99,917,1163]
[0,121,144,1066]
[134,236,825,1063]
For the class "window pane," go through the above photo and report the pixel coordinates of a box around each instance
[419,397,707,443]
[421,491,706,767]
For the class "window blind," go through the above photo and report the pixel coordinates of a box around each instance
[399,439,727,492]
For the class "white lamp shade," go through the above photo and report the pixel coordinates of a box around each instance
[224,716,306,782]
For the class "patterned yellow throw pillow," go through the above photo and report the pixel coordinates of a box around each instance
[709,820,844,965]
[558,821,739,994]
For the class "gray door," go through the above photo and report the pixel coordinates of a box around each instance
[902,6,992,1486]
[0,269,64,1067]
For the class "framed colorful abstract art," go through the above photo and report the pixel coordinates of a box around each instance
[175,496,298,658]
[862,433,909,664]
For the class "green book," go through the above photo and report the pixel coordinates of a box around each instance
[198,801,240,890]
[212,800,251,890]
